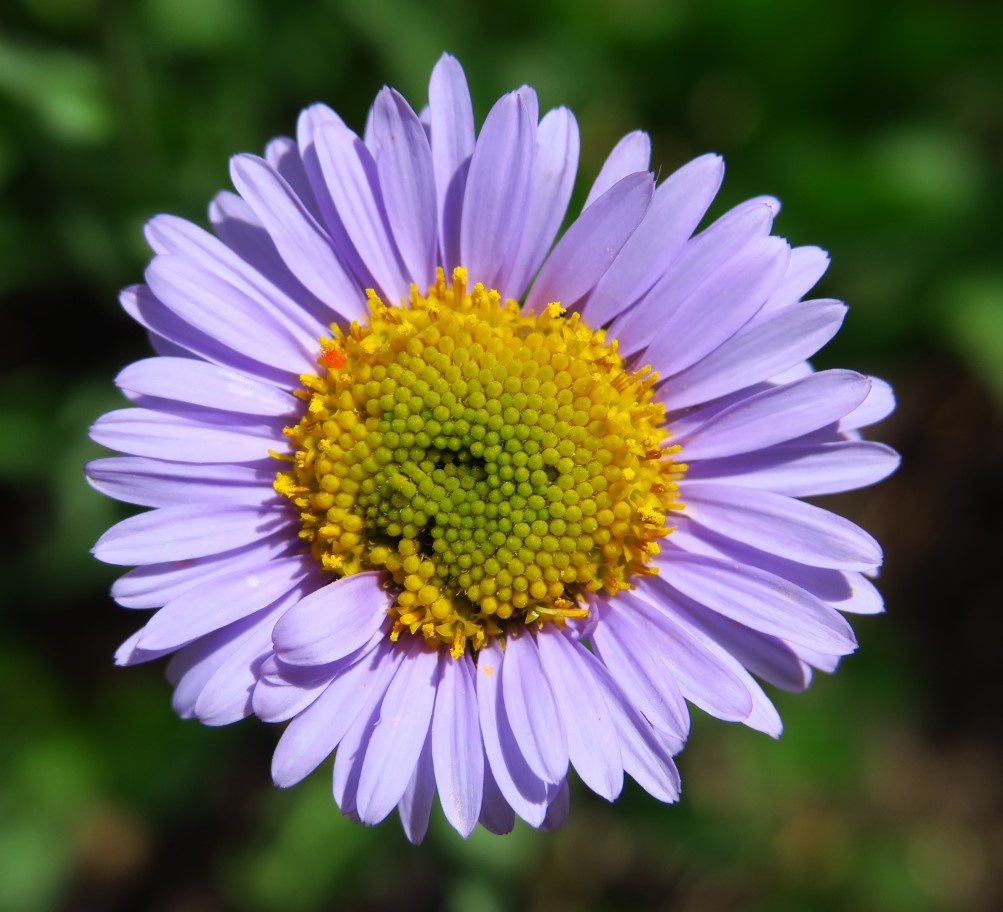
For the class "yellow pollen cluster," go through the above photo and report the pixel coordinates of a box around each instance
[275,267,686,657]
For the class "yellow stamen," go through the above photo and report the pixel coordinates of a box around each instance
[274,267,685,656]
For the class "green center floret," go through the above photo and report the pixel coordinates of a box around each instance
[275,268,685,657]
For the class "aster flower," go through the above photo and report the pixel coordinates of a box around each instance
[87,54,898,842]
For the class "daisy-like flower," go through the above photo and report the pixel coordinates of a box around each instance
[88,54,898,842]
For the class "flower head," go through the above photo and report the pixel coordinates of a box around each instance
[88,54,898,841]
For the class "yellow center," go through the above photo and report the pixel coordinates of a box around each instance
[275,268,686,657]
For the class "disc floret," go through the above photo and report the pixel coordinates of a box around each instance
[275,268,685,657]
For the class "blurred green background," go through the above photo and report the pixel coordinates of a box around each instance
[2,0,1001,909]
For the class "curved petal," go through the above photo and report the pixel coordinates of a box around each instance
[500,107,580,299]
[524,172,654,314]
[89,408,280,464]
[428,53,475,273]
[270,640,390,787]
[652,550,858,652]
[372,88,437,291]
[658,300,847,410]
[680,481,883,570]
[536,629,623,801]
[109,532,292,608]
[145,255,313,374]
[761,245,830,312]
[85,456,277,508]
[476,639,550,827]
[144,213,326,343]
[590,602,690,739]
[841,376,896,430]
[611,197,776,355]
[120,285,296,389]
[642,236,790,377]
[582,153,724,326]
[312,119,410,300]
[676,370,872,460]
[136,555,314,651]
[356,637,439,825]
[500,630,568,784]
[92,504,290,566]
[115,357,299,418]
[229,153,364,320]
[682,440,901,496]
[620,589,753,722]
[272,572,393,666]
[432,651,484,837]
[398,729,435,845]
[460,88,537,290]
[584,130,650,208]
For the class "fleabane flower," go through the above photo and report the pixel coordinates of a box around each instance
[87,54,899,842]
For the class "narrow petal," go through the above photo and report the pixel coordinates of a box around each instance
[611,197,776,355]
[252,655,344,723]
[264,135,319,218]
[540,780,571,832]
[356,638,439,825]
[590,603,690,739]
[92,504,290,566]
[499,107,580,299]
[682,440,901,496]
[428,53,475,273]
[272,572,393,666]
[478,758,516,835]
[586,655,682,802]
[296,103,379,292]
[536,629,623,801]
[668,590,809,692]
[188,606,294,727]
[398,730,435,845]
[312,119,410,299]
[619,590,753,722]
[631,586,782,736]
[658,300,847,410]
[432,651,484,838]
[476,639,550,826]
[841,376,896,430]
[371,88,437,291]
[85,457,276,508]
[270,641,392,787]
[460,88,536,289]
[677,370,872,460]
[136,555,314,651]
[668,514,879,610]
[109,533,292,608]
[761,245,830,312]
[120,285,296,389]
[582,153,724,326]
[144,213,326,342]
[642,236,790,377]
[681,481,883,570]
[90,408,279,464]
[145,255,313,374]
[115,358,299,418]
[208,190,330,323]
[652,551,858,652]
[167,596,292,722]
[524,172,654,314]
[584,130,650,208]
[229,153,364,320]
[500,630,569,784]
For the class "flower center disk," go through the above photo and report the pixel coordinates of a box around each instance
[276,268,685,657]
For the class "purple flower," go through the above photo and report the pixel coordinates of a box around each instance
[87,54,898,842]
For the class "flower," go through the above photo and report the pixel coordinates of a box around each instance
[87,53,899,842]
